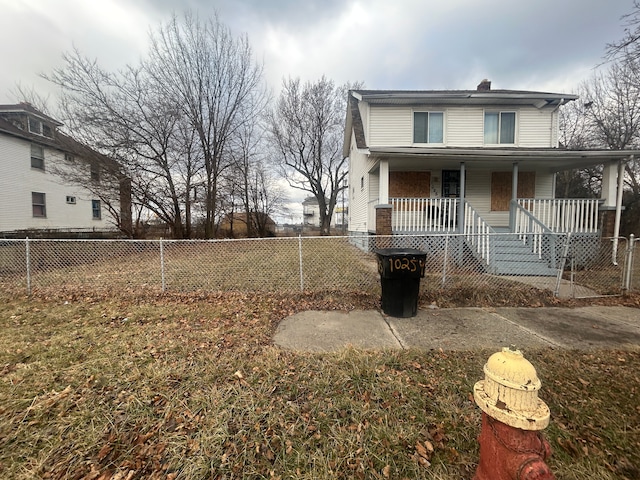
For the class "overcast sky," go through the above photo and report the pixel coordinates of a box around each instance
[0,0,634,103]
[0,0,635,221]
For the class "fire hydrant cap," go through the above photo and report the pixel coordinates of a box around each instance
[473,347,550,430]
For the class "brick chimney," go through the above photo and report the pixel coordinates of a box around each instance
[477,79,491,91]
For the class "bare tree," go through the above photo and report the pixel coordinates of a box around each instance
[267,76,358,235]
[581,58,640,199]
[606,1,640,61]
[145,12,266,238]
[45,50,198,238]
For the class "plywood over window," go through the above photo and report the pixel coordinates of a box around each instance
[389,171,430,198]
[491,172,535,211]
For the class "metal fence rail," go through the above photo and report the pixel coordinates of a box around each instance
[0,234,636,299]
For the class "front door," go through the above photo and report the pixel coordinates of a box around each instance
[442,170,460,198]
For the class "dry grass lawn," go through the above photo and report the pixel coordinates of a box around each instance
[1,289,639,479]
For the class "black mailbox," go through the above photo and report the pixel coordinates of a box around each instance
[375,248,427,318]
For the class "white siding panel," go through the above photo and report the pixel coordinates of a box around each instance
[446,108,485,147]
[368,106,412,146]
[347,135,370,233]
[518,107,554,147]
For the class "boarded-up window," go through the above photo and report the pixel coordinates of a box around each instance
[389,171,430,198]
[491,172,535,211]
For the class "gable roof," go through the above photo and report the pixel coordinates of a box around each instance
[0,103,123,176]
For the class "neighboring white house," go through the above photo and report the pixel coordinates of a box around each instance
[344,81,639,238]
[302,196,347,230]
[0,103,131,236]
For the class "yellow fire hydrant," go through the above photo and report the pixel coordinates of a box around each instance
[473,346,555,480]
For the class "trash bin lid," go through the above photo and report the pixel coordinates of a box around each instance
[375,248,426,256]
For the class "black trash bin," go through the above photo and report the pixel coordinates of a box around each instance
[375,248,427,318]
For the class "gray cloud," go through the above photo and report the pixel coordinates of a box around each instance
[0,0,632,103]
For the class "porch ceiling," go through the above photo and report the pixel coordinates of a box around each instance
[368,147,640,172]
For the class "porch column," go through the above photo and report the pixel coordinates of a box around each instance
[457,162,466,233]
[601,162,618,208]
[379,159,389,204]
[376,159,392,235]
[510,162,519,229]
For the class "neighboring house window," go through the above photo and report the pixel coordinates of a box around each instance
[66,196,76,204]
[484,112,516,144]
[28,117,42,135]
[413,112,444,143]
[92,199,101,219]
[42,123,53,138]
[31,144,45,170]
[32,192,46,217]
[90,163,100,182]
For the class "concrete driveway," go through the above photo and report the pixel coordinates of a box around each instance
[274,306,640,352]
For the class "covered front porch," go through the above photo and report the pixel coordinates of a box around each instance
[367,147,634,239]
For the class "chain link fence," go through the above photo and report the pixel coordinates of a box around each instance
[0,234,636,299]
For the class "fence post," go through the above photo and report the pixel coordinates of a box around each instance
[441,234,449,287]
[298,235,304,292]
[25,237,31,296]
[160,238,166,292]
[623,234,635,292]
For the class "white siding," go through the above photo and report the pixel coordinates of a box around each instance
[368,106,412,146]
[517,107,554,147]
[364,102,558,148]
[446,108,485,146]
[347,135,370,233]
[0,134,118,232]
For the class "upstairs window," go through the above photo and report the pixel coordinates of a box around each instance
[31,144,45,170]
[28,117,53,137]
[28,117,42,135]
[92,199,101,219]
[32,192,46,217]
[413,112,444,144]
[90,163,100,182]
[484,112,516,144]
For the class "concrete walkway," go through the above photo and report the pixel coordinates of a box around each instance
[274,306,640,352]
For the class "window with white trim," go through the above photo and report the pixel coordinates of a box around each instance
[66,196,76,204]
[92,199,101,219]
[484,111,516,144]
[413,111,444,144]
[32,192,46,217]
[30,144,44,170]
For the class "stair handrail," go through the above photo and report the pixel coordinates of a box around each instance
[464,201,496,265]
[511,200,558,268]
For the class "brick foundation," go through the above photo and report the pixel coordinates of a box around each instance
[375,204,392,236]
[600,208,618,238]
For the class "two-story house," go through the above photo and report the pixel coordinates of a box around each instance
[0,103,132,237]
[344,81,639,274]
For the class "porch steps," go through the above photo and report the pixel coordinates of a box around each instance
[490,236,557,277]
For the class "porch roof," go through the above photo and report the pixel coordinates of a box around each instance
[367,146,640,172]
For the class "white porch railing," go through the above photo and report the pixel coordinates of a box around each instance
[464,201,494,264]
[516,198,600,233]
[390,197,458,232]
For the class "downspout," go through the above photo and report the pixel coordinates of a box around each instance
[612,157,628,265]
